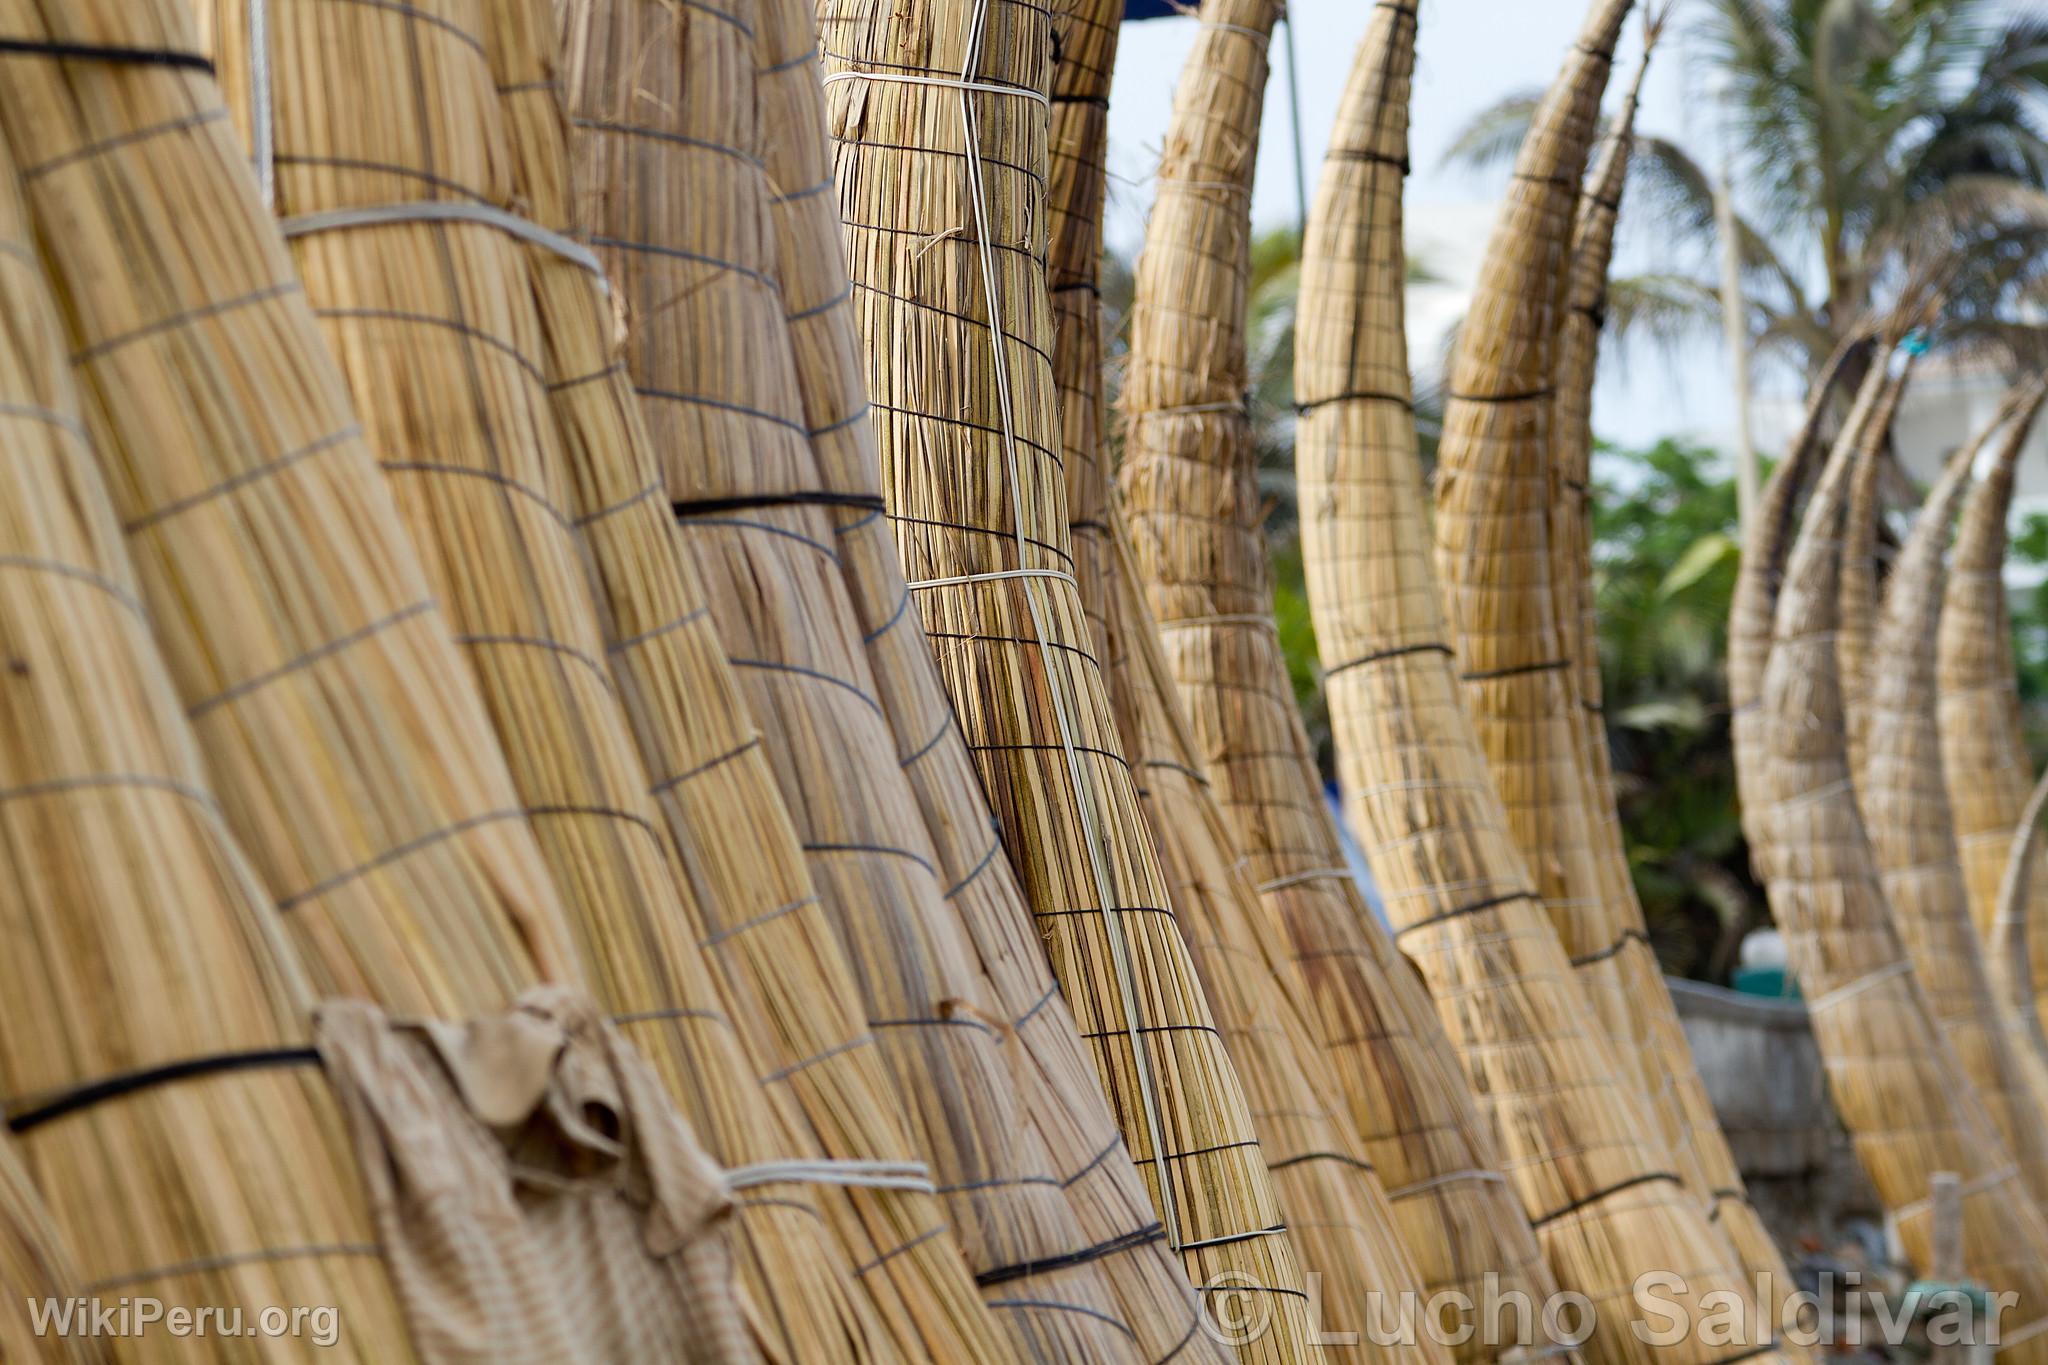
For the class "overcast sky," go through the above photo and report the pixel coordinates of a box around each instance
[1104,0,1770,456]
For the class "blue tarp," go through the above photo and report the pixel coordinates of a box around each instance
[1123,0,1184,19]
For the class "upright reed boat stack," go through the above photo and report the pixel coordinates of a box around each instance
[1120,3,1567,1355]
[1755,355,2048,1346]
[1941,383,2048,1026]
[2,0,2044,1356]
[1298,0,1793,1359]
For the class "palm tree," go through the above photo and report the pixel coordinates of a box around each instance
[1446,0,2048,381]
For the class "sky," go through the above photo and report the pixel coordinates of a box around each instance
[1102,0,1775,457]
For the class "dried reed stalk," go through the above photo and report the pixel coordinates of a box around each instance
[1125,4,1567,1352]
[558,0,1139,1355]
[1862,410,2048,1208]
[1051,0,1126,678]
[0,0,580,1019]
[1996,762,2048,1061]
[1839,370,1912,796]
[0,130,412,1358]
[748,0,1224,1350]
[1111,523,1454,1364]
[1297,5,1791,1356]
[1760,373,2048,1342]
[1940,380,2048,1021]
[1725,336,1865,882]
[1430,0,1637,1080]
[195,1,917,1354]
[1548,40,1792,1293]
[817,0,1326,1349]
[0,1137,106,1364]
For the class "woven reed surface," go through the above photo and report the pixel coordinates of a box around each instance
[1996,764,2048,1061]
[1839,371,1910,796]
[1940,385,2048,1012]
[1430,0,1637,1083]
[1051,0,1124,678]
[818,0,1330,1350]
[561,0,1147,1356]
[752,0,1227,1349]
[1863,416,2048,1209]
[1125,4,1567,1351]
[1109,523,1454,1365]
[1725,337,1864,878]
[0,0,582,1019]
[1759,391,2048,1345]
[1932,382,2048,1133]
[1547,48,1793,1296]
[230,1,914,1355]
[0,132,413,1360]
[1295,6,1793,1358]
[0,1137,107,1364]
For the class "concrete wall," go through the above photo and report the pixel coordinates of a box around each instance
[1669,978,1882,1252]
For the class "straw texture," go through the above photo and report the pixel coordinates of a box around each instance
[0,121,412,1358]
[1725,335,1865,878]
[1431,0,1637,1079]
[1051,0,1126,676]
[1296,6,1792,1359]
[1104,518,1460,1362]
[1995,762,2048,1062]
[565,0,1196,1350]
[0,1137,105,1364]
[1122,5,1569,1354]
[1839,370,1911,797]
[817,0,1327,1350]
[1940,380,2048,1020]
[1863,416,2048,1208]
[1758,375,2048,1347]
[194,2,928,1356]
[558,0,1167,1354]
[1547,41,1791,1292]
[750,0,1228,1350]
[0,0,581,1020]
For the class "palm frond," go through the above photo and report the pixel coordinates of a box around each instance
[1438,90,1542,173]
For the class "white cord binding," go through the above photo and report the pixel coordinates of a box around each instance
[906,566,1078,592]
[822,68,1050,111]
[726,1159,936,1195]
[947,0,1184,1253]
[1804,958,1913,1014]
[280,202,608,287]
[249,0,275,209]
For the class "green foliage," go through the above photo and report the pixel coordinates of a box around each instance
[1444,0,2048,381]
[1590,438,1759,979]
[2002,511,2048,761]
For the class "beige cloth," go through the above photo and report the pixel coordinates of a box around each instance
[315,987,764,1365]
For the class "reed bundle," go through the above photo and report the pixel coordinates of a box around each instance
[0,0,581,1019]
[1546,38,1792,1292]
[1108,524,1453,1364]
[0,1137,103,1364]
[748,0,1224,1350]
[1996,762,2048,1059]
[1839,370,1913,795]
[1430,0,1638,1082]
[201,1,924,1354]
[1050,0,1126,673]
[560,0,1147,1354]
[1296,6,1790,1357]
[1862,408,2048,1207]
[1725,336,1865,879]
[0,132,412,1357]
[1939,379,2048,1017]
[1122,3,1566,1349]
[817,0,1326,1349]
[1759,368,2048,1341]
